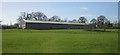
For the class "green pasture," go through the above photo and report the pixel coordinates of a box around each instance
[2,29,118,53]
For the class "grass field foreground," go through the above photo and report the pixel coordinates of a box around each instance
[2,29,118,53]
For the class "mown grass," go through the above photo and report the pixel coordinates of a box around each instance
[2,29,118,53]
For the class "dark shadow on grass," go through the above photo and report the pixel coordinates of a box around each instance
[26,28,81,30]
[85,29,111,32]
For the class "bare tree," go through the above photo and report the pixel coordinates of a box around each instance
[113,21,118,29]
[31,12,48,21]
[26,13,32,20]
[20,12,26,19]
[49,16,61,22]
[64,18,68,22]
[78,17,87,23]
[60,18,68,22]
[90,18,97,24]
[17,16,23,23]
[31,12,38,20]
[90,18,97,29]
[36,12,43,21]
[19,12,48,21]
[72,19,77,23]
[0,21,2,29]
[97,15,108,31]
[42,15,48,21]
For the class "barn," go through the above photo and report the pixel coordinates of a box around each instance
[19,19,90,29]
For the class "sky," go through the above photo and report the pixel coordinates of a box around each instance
[1,0,120,2]
[1,2,118,25]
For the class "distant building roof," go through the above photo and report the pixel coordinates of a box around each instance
[23,19,88,25]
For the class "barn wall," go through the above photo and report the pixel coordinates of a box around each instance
[26,22,90,29]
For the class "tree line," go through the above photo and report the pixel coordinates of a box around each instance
[2,11,118,30]
[18,12,88,23]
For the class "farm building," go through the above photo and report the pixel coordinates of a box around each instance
[19,19,90,29]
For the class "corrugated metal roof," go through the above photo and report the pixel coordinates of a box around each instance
[23,19,87,25]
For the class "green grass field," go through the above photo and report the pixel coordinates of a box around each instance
[2,29,118,53]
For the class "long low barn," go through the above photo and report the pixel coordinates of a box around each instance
[19,19,90,29]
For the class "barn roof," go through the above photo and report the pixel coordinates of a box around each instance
[23,19,87,25]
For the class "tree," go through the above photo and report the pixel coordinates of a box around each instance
[61,18,68,22]
[0,21,2,25]
[105,20,113,28]
[119,21,120,29]
[31,12,38,20]
[97,15,108,31]
[31,12,48,21]
[49,16,61,22]
[42,15,48,21]
[19,12,48,21]
[78,17,87,23]
[113,21,118,29]
[0,21,2,29]
[26,13,33,20]
[17,16,23,23]
[20,12,26,20]
[61,19,67,22]
[71,19,77,23]
[90,18,97,29]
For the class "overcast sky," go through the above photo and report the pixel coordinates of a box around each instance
[1,2,119,25]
